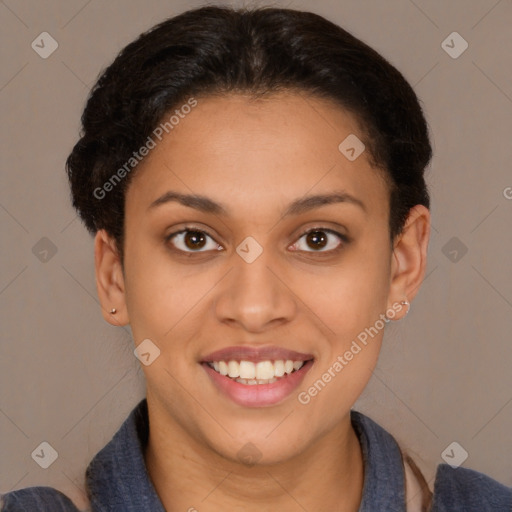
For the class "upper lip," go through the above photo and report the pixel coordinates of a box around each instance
[200,345,315,363]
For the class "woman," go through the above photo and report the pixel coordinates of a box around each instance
[2,5,510,511]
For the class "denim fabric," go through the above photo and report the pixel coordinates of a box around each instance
[84,399,165,512]
[2,398,511,511]
[351,411,406,511]
[0,487,81,511]
[431,463,512,511]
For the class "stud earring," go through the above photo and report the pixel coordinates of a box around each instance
[384,298,411,321]
[110,308,117,314]
[400,299,410,317]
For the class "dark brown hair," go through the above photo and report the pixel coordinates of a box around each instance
[66,4,432,256]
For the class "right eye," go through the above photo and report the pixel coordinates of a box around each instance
[166,228,223,253]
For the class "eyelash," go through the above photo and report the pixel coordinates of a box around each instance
[165,225,350,255]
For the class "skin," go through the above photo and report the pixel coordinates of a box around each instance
[94,92,430,511]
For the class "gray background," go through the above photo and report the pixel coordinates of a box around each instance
[1,0,511,508]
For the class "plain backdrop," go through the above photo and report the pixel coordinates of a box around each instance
[1,0,511,509]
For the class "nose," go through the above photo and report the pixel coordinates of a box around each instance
[213,246,297,333]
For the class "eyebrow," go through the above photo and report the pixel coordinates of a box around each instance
[148,190,367,216]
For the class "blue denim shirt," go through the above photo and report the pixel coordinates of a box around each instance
[2,398,510,511]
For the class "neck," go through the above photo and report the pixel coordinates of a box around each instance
[144,397,364,511]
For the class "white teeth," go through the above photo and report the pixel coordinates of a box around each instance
[256,361,274,380]
[218,361,229,376]
[228,360,240,378]
[293,361,303,371]
[208,359,307,382]
[235,377,278,385]
[239,361,256,379]
[274,360,285,377]
[284,360,294,374]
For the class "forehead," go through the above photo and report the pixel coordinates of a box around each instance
[126,92,389,218]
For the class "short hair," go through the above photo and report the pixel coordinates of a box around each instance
[66,5,432,255]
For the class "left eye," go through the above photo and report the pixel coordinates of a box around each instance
[291,228,346,252]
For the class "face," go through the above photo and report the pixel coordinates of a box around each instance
[96,92,429,466]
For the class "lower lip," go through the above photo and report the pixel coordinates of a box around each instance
[201,360,314,407]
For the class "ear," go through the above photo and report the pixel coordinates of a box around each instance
[94,229,129,326]
[387,204,431,319]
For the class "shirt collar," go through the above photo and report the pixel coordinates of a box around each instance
[85,398,165,511]
[85,399,405,511]
[351,410,406,511]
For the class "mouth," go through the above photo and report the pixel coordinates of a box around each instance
[200,350,315,407]
[204,358,310,384]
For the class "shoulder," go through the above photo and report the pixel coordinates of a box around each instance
[1,486,82,512]
[431,463,512,511]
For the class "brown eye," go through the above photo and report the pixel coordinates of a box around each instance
[167,229,220,253]
[183,231,207,250]
[291,228,347,253]
[305,230,328,250]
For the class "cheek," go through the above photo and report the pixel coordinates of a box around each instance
[122,241,185,340]
[306,243,390,400]
[123,244,222,348]
[316,245,391,334]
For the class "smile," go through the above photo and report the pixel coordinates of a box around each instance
[207,359,306,384]
[201,358,314,407]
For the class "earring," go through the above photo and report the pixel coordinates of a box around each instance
[110,308,117,314]
[400,299,410,317]
[384,298,411,321]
